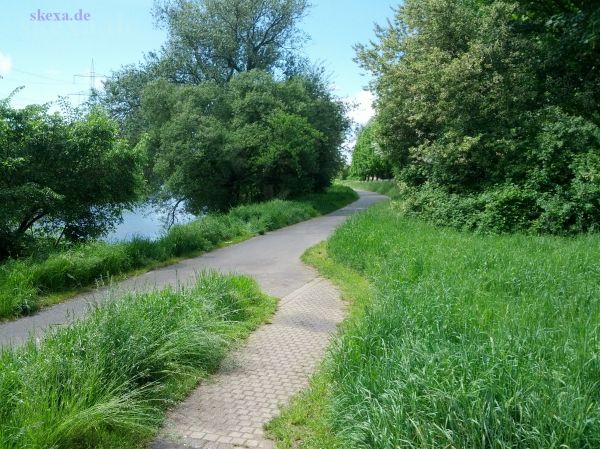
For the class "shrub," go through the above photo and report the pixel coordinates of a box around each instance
[477,185,541,233]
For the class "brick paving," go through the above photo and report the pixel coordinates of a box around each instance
[150,277,345,449]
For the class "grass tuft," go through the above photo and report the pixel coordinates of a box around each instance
[0,272,275,449]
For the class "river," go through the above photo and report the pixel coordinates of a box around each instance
[103,203,196,243]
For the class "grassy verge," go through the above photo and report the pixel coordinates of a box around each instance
[269,202,600,448]
[266,242,369,448]
[0,186,358,320]
[0,272,276,449]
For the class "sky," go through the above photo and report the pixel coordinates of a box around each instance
[0,0,398,125]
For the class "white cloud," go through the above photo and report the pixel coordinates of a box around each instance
[0,51,12,76]
[346,90,375,126]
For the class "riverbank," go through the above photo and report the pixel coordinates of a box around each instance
[0,186,358,321]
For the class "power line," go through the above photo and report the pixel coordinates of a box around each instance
[12,68,67,83]
[2,77,72,86]
[73,59,107,93]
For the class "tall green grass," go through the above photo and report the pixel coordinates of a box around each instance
[0,186,357,320]
[0,272,275,449]
[273,203,600,448]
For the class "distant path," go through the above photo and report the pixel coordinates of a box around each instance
[0,190,387,347]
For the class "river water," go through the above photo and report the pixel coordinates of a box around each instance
[104,203,196,243]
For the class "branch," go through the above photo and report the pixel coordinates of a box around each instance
[16,210,48,235]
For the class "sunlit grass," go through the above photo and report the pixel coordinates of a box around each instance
[0,272,275,449]
[272,202,600,448]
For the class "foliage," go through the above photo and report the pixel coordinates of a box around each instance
[272,203,600,448]
[349,120,392,180]
[0,272,275,449]
[340,180,401,199]
[99,62,161,145]
[99,1,346,211]
[356,0,600,234]
[154,0,310,82]
[140,70,348,212]
[0,186,357,320]
[102,0,310,144]
[0,103,144,259]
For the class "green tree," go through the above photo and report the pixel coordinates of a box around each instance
[100,61,162,145]
[154,0,310,82]
[0,103,144,258]
[349,120,392,180]
[140,70,347,212]
[102,0,310,144]
[356,0,600,233]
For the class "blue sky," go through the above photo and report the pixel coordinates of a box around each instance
[0,0,398,123]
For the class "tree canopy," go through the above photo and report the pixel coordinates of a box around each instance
[154,0,310,82]
[102,0,311,144]
[349,120,392,181]
[357,0,600,234]
[140,70,348,212]
[99,0,347,215]
[0,103,144,258]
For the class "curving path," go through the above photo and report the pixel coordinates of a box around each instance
[0,190,387,449]
[0,190,386,347]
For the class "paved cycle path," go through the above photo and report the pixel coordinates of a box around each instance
[0,190,386,347]
[0,189,387,449]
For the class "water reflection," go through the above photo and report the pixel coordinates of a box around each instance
[104,203,196,243]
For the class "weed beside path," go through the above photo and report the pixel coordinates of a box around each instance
[0,186,357,320]
[270,202,600,448]
[0,272,275,449]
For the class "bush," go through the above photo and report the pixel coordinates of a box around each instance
[354,179,600,236]
[476,185,540,233]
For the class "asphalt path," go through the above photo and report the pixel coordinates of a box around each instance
[0,190,387,347]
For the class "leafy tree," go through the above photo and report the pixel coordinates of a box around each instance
[154,0,310,82]
[100,61,162,145]
[140,70,347,212]
[356,0,600,233]
[0,103,144,258]
[102,0,310,144]
[349,120,392,180]
[256,110,323,196]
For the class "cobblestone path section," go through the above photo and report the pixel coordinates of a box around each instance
[151,277,344,449]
